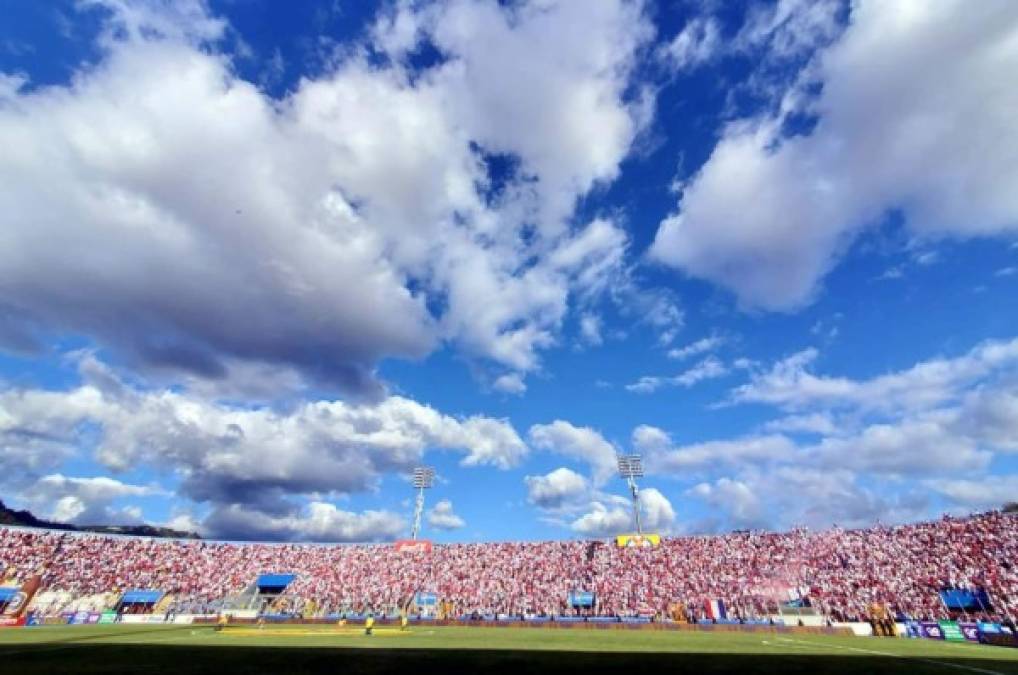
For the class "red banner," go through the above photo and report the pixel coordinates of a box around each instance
[394,539,433,553]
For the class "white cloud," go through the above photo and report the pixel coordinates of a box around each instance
[630,424,672,454]
[524,467,589,509]
[204,501,405,542]
[734,0,843,59]
[688,478,765,529]
[579,313,603,346]
[164,511,203,536]
[638,487,677,531]
[927,475,1018,511]
[0,73,28,101]
[528,420,617,485]
[813,418,991,475]
[651,0,1018,310]
[426,499,465,530]
[661,17,720,70]
[647,434,796,472]
[570,500,632,537]
[0,0,656,394]
[732,338,1018,413]
[23,473,157,525]
[955,387,1018,452]
[625,356,728,394]
[569,487,675,536]
[86,0,228,45]
[689,467,929,532]
[667,334,724,360]
[492,373,527,395]
[762,412,838,435]
[0,354,526,533]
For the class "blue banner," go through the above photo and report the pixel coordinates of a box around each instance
[939,589,992,611]
[567,591,595,607]
[979,622,1002,635]
[121,589,163,604]
[414,592,438,606]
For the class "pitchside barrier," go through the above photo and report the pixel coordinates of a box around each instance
[187,615,852,636]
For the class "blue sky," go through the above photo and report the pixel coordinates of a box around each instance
[1,0,1017,543]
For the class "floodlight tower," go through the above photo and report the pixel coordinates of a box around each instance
[410,466,435,541]
[616,454,644,535]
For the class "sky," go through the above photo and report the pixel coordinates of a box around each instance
[0,0,1017,543]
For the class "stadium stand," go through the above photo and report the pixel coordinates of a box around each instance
[1,510,1015,624]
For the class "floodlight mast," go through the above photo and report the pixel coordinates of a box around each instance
[617,454,644,535]
[410,466,435,541]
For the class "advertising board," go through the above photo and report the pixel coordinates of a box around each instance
[615,534,660,548]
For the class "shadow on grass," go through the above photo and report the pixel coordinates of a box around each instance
[2,642,1018,675]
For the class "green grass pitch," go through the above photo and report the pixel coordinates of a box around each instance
[2,624,1017,674]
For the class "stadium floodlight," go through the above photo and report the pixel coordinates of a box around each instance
[616,454,644,535]
[410,466,435,540]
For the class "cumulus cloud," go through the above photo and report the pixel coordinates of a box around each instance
[0,354,525,535]
[570,500,632,537]
[204,501,405,542]
[639,487,677,530]
[426,499,466,531]
[524,467,589,509]
[661,334,1018,531]
[762,412,838,435]
[651,0,1018,310]
[927,475,1018,511]
[688,467,930,533]
[22,473,157,525]
[570,488,675,536]
[0,0,658,395]
[955,388,1018,452]
[578,313,604,346]
[492,373,527,396]
[647,434,796,473]
[688,478,765,530]
[732,338,1018,413]
[630,424,672,454]
[528,421,618,485]
[813,417,990,475]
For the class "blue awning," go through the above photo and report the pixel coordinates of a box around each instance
[256,573,296,590]
[0,587,19,601]
[121,589,163,604]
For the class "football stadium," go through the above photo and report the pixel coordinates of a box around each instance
[3,507,1018,673]
[4,0,1018,673]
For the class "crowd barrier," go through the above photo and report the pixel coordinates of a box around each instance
[186,615,853,635]
[12,611,1017,646]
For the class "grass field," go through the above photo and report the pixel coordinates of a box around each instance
[2,624,1018,674]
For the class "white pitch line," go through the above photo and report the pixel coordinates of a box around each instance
[775,637,1006,675]
[760,639,815,650]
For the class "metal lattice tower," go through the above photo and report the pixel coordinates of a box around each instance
[410,466,435,540]
[616,454,644,535]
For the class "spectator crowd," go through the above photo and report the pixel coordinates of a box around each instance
[2,510,1015,623]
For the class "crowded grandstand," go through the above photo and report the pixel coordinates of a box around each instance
[2,510,1015,629]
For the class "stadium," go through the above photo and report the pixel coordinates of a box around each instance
[4,0,1018,673]
[3,501,1018,673]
